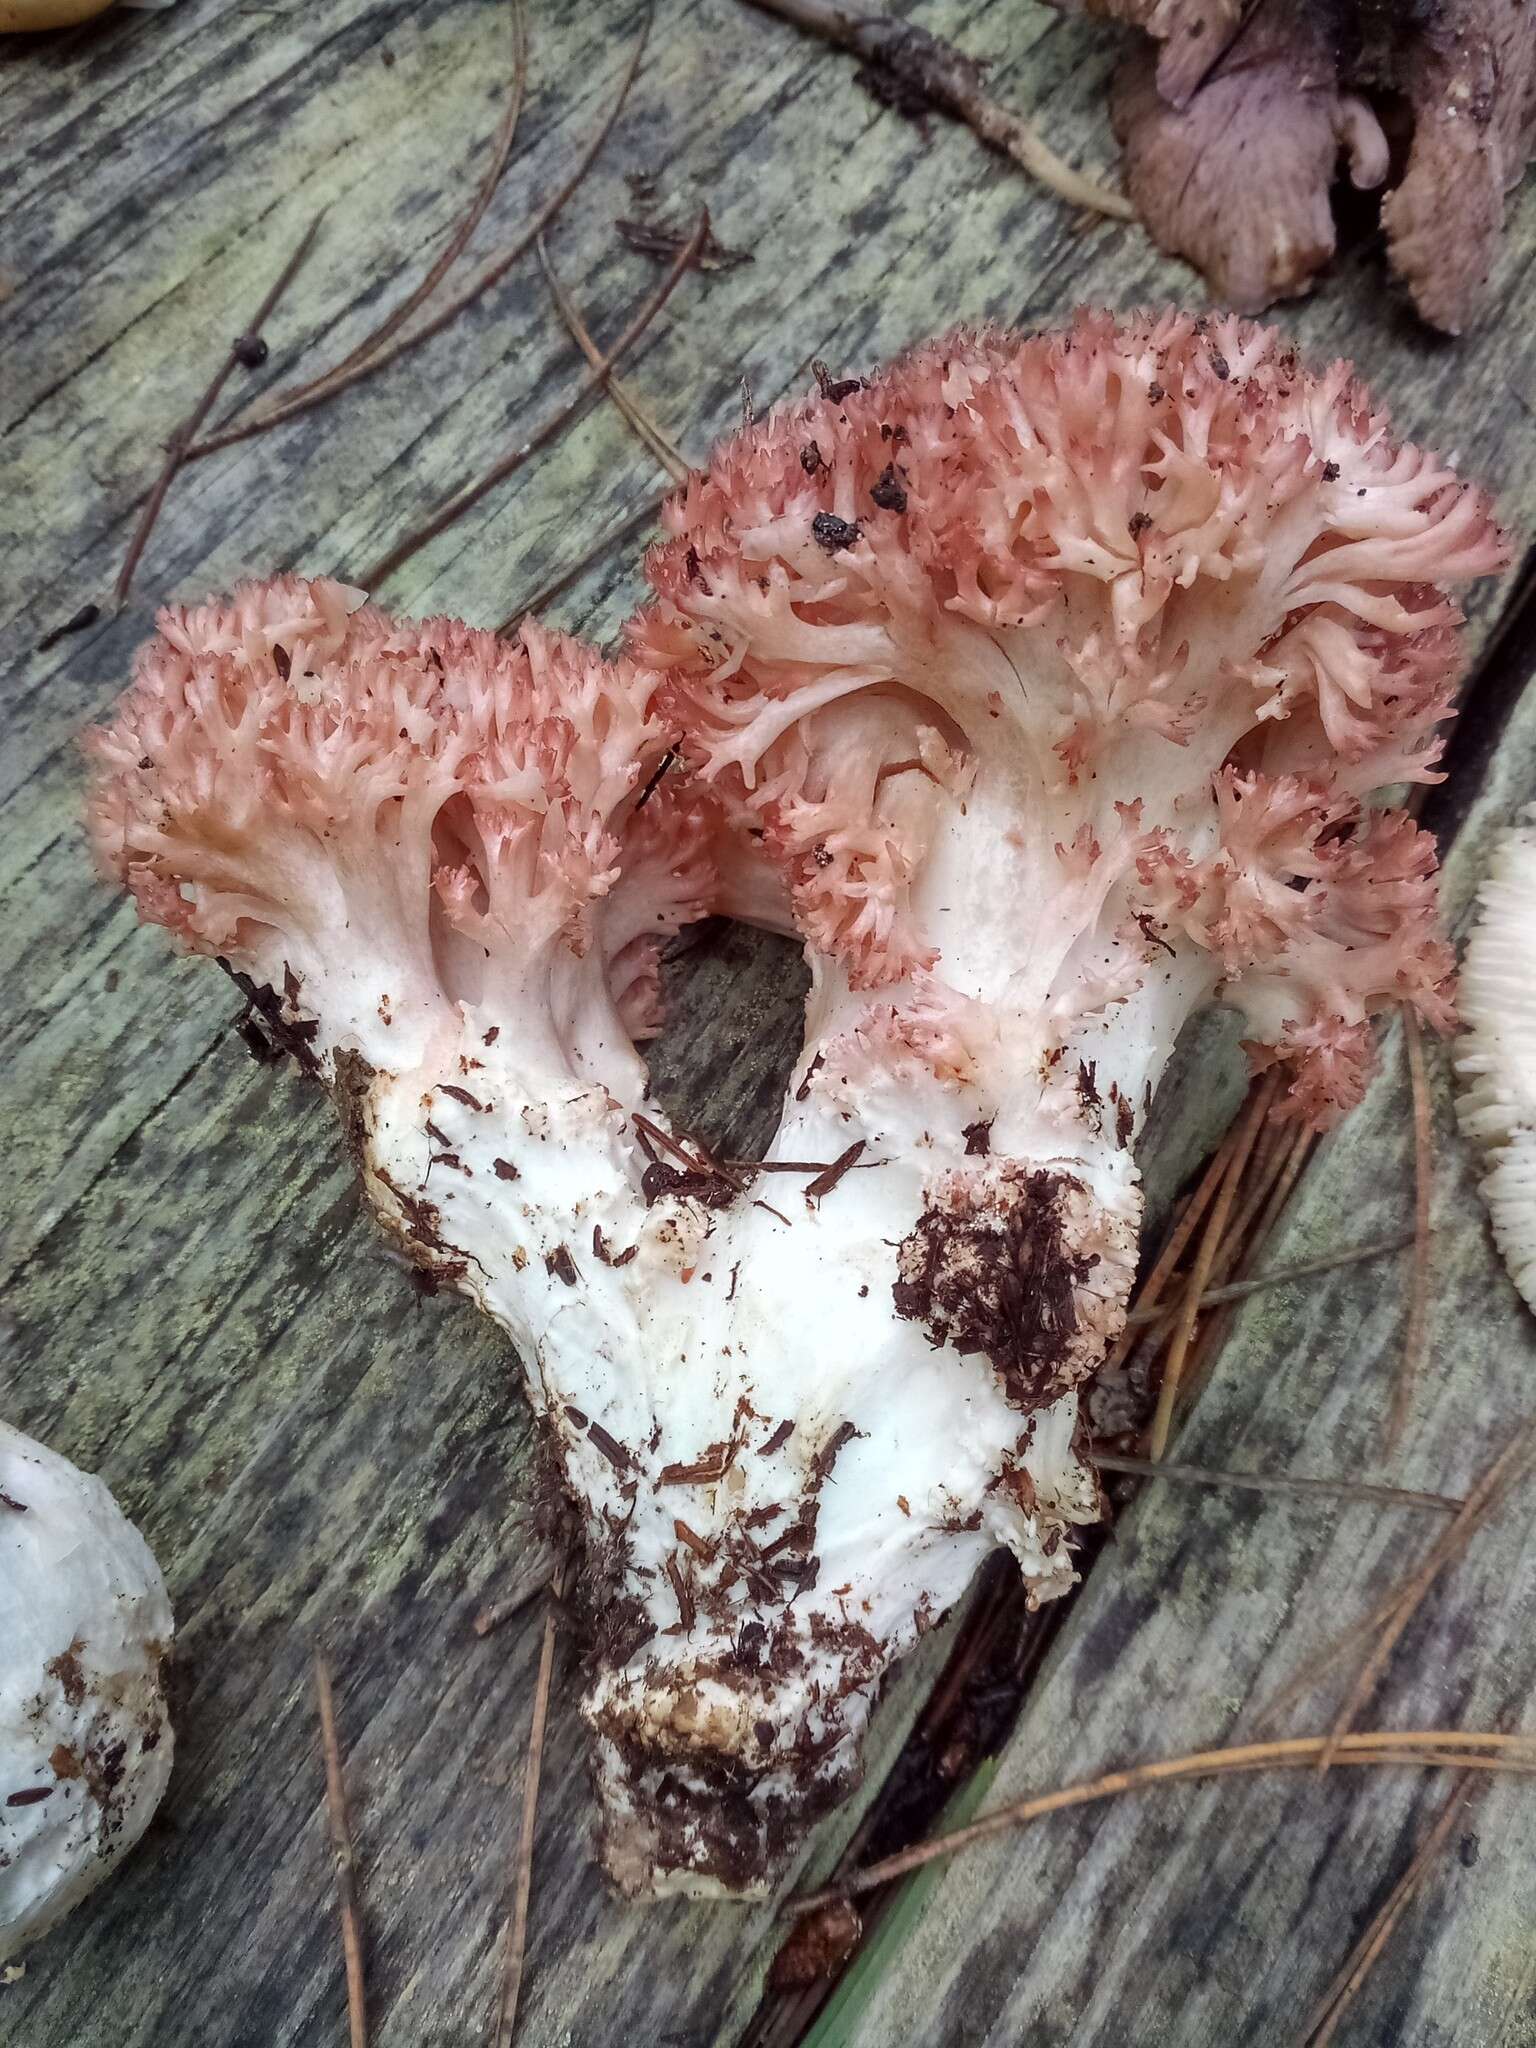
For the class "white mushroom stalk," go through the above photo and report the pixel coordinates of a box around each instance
[86,313,1502,1898]
[1456,805,1536,1309]
[1,1423,174,1960]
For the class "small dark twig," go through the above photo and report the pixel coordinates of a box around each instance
[313,1648,368,2048]
[117,211,324,603]
[1317,1418,1536,1772]
[35,603,100,653]
[360,213,707,591]
[615,215,753,271]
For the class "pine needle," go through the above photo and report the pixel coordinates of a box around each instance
[499,489,668,631]
[116,210,324,602]
[1317,1418,1536,1771]
[1149,1078,1275,1459]
[321,0,529,392]
[1121,1232,1415,1326]
[188,10,652,459]
[786,1731,1536,1914]
[1101,1127,1238,1378]
[1093,1453,1463,1518]
[1386,1007,1434,1453]
[1302,1773,1473,2046]
[492,1568,565,2048]
[536,235,689,481]
[314,1647,368,2048]
[361,213,707,591]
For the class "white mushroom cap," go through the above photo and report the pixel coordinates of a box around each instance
[1456,805,1536,1311]
[0,1422,174,1961]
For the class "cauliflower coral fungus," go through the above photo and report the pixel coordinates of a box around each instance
[86,311,1504,1899]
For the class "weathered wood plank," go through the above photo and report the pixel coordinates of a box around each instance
[4,0,1536,2042]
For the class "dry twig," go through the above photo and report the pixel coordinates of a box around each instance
[1303,1773,1474,2046]
[536,236,689,481]
[787,1731,1535,1913]
[188,12,653,460]
[1093,1453,1463,1518]
[744,0,1133,219]
[1149,1079,1276,1458]
[493,1568,565,2048]
[1387,1007,1434,1452]
[314,1647,368,2048]
[116,211,324,603]
[361,213,707,590]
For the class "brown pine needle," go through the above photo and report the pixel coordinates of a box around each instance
[1149,1079,1275,1459]
[499,489,669,631]
[361,213,707,591]
[1317,1418,1536,1772]
[536,235,689,481]
[1102,1125,1239,1377]
[1122,1232,1415,1326]
[188,10,652,460]
[492,1569,564,2048]
[744,0,1134,220]
[116,210,324,602]
[1303,1772,1473,2046]
[314,1648,368,2048]
[1093,1452,1463,1518]
[786,1732,1536,1915]
[321,0,529,393]
[1387,1007,1434,1453]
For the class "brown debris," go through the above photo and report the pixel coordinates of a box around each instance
[893,1165,1101,1412]
[615,214,753,271]
[768,1897,863,1988]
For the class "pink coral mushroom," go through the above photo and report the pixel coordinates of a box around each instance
[85,313,1505,1902]
[637,310,1503,1129]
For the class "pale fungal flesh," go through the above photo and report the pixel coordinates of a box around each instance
[85,312,1503,1896]
[1456,805,1536,1309]
[0,1423,174,1960]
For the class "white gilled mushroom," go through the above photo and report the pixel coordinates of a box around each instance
[1456,805,1536,1311]
[1,1422,174,1960]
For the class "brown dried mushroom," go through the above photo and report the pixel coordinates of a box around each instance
[1055,0,1536,332]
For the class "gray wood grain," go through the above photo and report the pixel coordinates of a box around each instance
[3,0,1536,2042]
